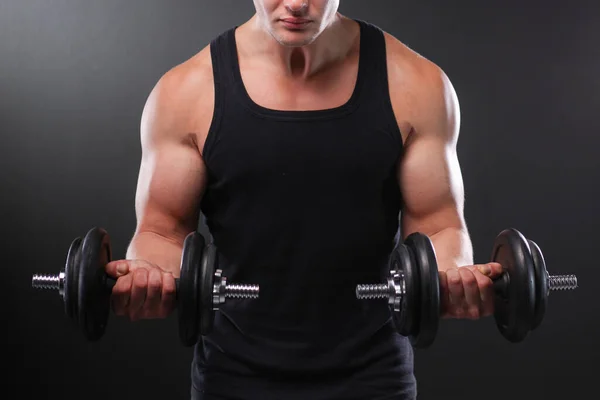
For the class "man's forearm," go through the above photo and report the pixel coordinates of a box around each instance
[429,226,474,271]
[125,231,185,277]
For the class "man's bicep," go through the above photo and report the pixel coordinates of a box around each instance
[134,140,205,240]
[398,135,466,239]
[397,68,465,239]
[133,81,207,243]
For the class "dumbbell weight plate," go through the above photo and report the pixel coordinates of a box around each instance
[64,236,83,324]
[78,227,112,341]
[404,232,440,349]
[390,243,420,337]
[199,244,217,336]
[491,228,536,343]
[528,240,548,330]
[178,231,205,347]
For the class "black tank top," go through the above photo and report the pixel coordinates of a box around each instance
[193,20,416,400]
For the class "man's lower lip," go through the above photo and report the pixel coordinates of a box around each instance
[281,21,310,29]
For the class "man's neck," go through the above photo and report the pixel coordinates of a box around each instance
[239,14,358,80]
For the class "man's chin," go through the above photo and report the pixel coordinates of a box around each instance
[271,28,318,48]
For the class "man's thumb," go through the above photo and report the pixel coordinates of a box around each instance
[105,260,130,278]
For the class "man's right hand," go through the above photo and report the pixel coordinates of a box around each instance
[105,260,177,321]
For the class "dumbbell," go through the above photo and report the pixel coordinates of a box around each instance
[355,228,577,348]
[31,227,259,346]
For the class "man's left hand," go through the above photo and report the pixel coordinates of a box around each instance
[439,262,504,319]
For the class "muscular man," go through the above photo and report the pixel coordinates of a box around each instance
[106,1,503,399]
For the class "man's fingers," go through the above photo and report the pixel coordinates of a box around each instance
[471,269,495,317]
[438,271,451,318]
[458,268,481,319]
[446,269,465,318]
[143,268,163,319]
[128,269,148,321]
[159,273,177,318]
[111,274,132,316]
[106,260,176,320]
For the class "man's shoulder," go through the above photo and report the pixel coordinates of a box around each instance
[155,44,214,103]
[140,43,216,143]
[381,31,452,100]
[380,30,459,137]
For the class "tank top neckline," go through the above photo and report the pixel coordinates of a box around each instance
[226,19,368,121]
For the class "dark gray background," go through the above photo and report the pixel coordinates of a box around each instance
[2,0,598,399]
